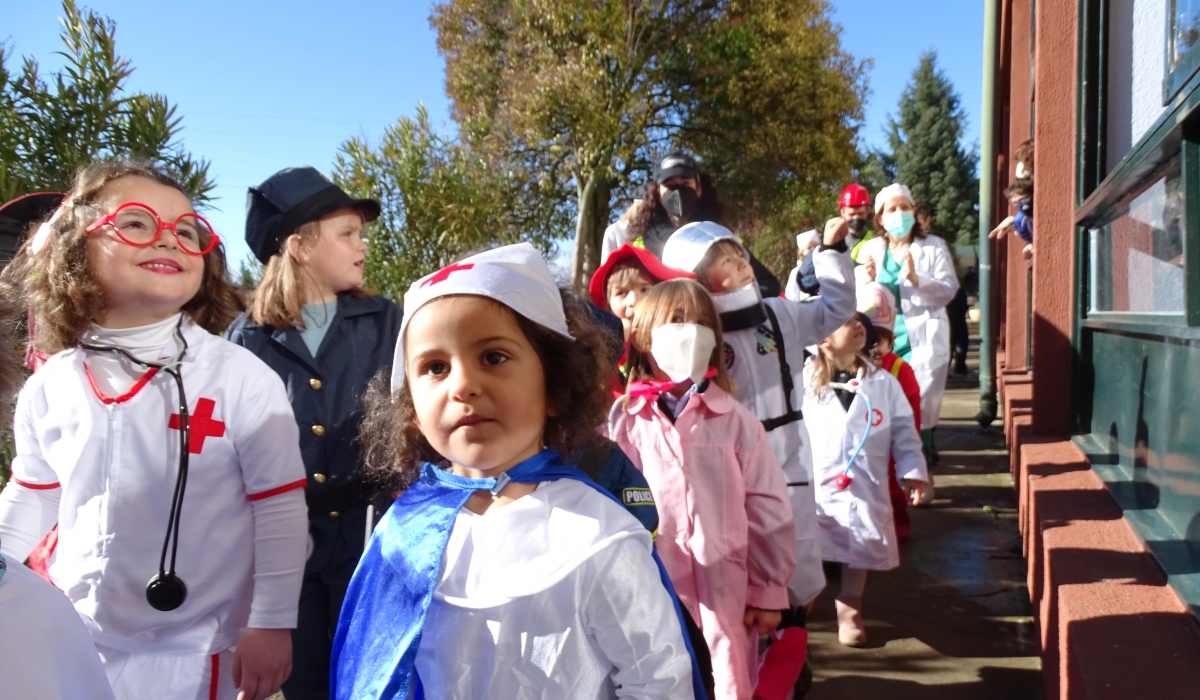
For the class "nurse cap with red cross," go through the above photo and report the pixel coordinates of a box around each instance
[390,243,575,392]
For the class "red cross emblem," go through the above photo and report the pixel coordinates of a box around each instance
[866,409,884,427]
[421,262,474,287]
[169,398,226,454]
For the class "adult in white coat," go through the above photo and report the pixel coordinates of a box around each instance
[804,315,927,647]
[856,184,959,466]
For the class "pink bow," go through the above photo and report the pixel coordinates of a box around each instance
[627,367,718,398]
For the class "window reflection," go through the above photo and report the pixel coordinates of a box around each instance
[1173,0,1200,70]
[1089,163,1185,314]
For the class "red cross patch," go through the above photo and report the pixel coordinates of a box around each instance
[169,398,226,454]
[421,262,474,287]
[865,408,884,427]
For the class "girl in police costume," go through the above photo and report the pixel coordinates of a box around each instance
[804,314,927,647]
[610,279,797,700]
[660,221,856,622]
[334,243,700,699]
[226,166,401,700]
[0,158,308,700]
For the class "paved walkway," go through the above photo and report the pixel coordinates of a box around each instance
[805,359,1044,699]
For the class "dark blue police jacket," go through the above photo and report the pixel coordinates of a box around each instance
[226,293,402,515]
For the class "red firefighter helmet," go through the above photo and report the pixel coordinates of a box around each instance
[839,184,870,209]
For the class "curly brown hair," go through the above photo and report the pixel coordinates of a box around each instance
[358,288,611,491]
[0,284,26,427]
[0,157,242,353]
[626,172,725,242]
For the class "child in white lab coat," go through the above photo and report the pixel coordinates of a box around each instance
[805,314,927,647]
[0,157,309,700]
[333,243,700,699]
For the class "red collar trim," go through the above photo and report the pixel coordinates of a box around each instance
[84,363,159,404]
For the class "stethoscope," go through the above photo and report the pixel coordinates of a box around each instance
[820,367,872,491]
[80,317,192,612]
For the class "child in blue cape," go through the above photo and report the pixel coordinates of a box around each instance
[332,243,703,699]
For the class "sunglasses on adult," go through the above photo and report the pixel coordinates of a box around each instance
[85,202,220,256]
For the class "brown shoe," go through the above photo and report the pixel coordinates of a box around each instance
[835,597,867,647]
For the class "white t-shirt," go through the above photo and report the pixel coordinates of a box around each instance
[0,318,307,655]
[413,479,695,699]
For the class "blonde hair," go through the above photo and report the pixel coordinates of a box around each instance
[1,157,241,354]
[625,279,734,393]
[809,346,876,401]
[250,214,369,329]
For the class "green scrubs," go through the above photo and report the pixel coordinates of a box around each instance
[877,249,912,361]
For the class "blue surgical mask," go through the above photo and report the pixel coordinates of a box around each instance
[882,210,915,237]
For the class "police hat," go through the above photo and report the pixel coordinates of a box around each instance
[654,152,700,183]
[0,192,66,241]
[245,167,380,263]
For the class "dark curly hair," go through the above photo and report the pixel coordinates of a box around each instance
[626,172,725,242]
[0,157,242,353]
[359,288,611,491]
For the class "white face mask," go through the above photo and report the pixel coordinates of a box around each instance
[650,323,717,385]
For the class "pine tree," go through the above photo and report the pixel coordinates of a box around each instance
[887,51,978,245]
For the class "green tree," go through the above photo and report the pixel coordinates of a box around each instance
[431,0,867,287]
[0,0,213,203]
[333,105,563,300]
[886,51,978,245]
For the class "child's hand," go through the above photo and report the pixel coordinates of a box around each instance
[906,479,928,506]
[823,217,850,246]
[744,607,783,636]
[233,628,292,700]
[989,215,1015,239]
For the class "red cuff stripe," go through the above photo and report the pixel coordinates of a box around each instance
[209,654,219,700]
[247,479,307,501]
[11,477,61,490]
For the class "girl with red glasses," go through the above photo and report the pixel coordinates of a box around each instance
[0,157,309,700]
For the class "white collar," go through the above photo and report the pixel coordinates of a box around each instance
[83,313,184,362]
[711,283,761,314]
[433,480,648,607]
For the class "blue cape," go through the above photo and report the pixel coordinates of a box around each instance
[330,449,708,700]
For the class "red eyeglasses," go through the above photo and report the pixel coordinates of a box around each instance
[85,202,220,256]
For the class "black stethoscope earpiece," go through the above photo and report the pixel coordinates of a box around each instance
[81,317,191,612]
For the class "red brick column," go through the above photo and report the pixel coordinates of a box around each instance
[1004,0,1033,372]
[1030,0,1077,435]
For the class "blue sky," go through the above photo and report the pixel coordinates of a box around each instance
[4,1,983,269]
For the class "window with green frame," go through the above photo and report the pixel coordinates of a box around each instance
[1168,0,1200,100]
[1088,157,1185,314]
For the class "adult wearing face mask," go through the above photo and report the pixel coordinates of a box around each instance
[787,184,876,298]
[857,184,960,475]
[604,151,782,297]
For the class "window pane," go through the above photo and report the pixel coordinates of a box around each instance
[1089,163,1185,314]
[1173,0,1200,71]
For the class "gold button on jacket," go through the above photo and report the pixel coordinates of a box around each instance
[309,378,322,390]
[311,425,325,436]
[312,473,327,484]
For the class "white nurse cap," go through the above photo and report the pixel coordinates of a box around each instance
[390,243,573,392]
